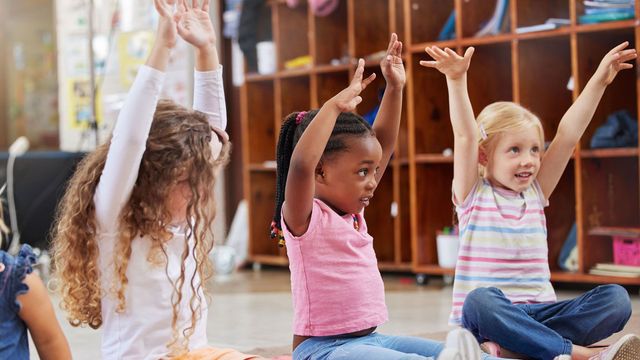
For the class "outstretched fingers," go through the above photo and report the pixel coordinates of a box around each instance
[361,73,377,90]
[154,0,171,17]
[463,46,475,60]
[608,41,630,56]
[351,58,366,84]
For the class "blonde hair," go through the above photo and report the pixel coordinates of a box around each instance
[476,102,544,174]
[51,100,230,355]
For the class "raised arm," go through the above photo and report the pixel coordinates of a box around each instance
[177,0,228,161]
[94,0,177,228]
[372,33,405,182]
[283,59,376,235]
[421,46,477,203]
[537,42,636,200]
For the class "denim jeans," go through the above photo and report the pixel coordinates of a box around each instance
[461,285,632,360]
[292,332,445,360]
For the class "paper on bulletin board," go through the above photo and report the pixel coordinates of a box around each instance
[66,78,103,129]
[117,31,154,87]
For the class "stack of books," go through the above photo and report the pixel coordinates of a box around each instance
[580,0,635,24]
[515,18,571,34]
[589,263,640,277]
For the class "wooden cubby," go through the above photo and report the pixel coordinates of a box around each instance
[240,0,640,285]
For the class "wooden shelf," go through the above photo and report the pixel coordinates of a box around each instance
[413,265,455,276]
[574,20,636,34]
[248,163,277,172]
[580,147,639,158]
[238,0,640,285]
[415,154,454,164]
[314,63,351,74]
[551,271,640,286]
[250,254,289,267]
[279,67,312,78]
[246,72,278,82]
[378,262,413,272]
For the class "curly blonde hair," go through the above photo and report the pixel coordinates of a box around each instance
[51,100,230,355]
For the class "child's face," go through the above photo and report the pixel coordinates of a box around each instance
[315,135,382,215]
[166,175,193,223]
[484,127,542,193]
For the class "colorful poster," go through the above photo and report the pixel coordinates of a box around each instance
[117,31,154,87]
[67,78,103,129]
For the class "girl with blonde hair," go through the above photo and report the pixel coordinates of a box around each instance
[49,1,253,358]
[421,43,638,360]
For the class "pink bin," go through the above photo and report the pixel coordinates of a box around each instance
[613,236,640,266]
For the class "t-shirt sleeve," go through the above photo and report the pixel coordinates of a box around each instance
[193,66,229,160]
[452,179,481,209]
[281,200,322,242]
[532,180,550,208]
[0,244,36,313]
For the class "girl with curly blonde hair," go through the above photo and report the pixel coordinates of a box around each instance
[50,1,241,358]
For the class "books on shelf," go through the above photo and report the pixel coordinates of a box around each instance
[580,0,634,24]
[589,263,640,278]
[584,0,634,8]
[475,0,509,37]
[515,18,570,34]
[579,10,634,24]
[437,10,456,41]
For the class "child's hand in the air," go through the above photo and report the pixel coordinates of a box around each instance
[330,58,376,112]
[593,41,636,86]
[153,0,180,49]
[175,0,216,51]
[420,46,475,80]
[381,33,405,89]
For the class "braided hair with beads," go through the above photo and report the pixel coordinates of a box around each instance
[270,109,375,246]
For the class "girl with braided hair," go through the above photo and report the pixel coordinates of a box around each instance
[270,33,486,360]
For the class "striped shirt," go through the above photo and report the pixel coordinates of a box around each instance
[449,179,557,325]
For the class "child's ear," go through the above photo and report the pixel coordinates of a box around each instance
[315,162,327,184]
[478,147,489,166]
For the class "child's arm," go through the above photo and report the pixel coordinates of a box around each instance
[421,46,477,203]
[537,42,636,200]
[18,273,71,360]
[283,59,376,235]
[94,0,177,227]
[177,0,228,158]
[177,0,219,72]
[372,33,405,182]
[147,0,179,72]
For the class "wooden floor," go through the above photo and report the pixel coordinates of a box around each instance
[42,268,640,359]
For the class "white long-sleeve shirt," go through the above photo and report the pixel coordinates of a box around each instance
[94,65,227,359]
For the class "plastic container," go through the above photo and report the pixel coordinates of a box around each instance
[613,236,640,266]
[437,233,460,268]
[256,41,276,74]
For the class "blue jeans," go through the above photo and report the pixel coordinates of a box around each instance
[292,332,444,360]
[461,285,632,360]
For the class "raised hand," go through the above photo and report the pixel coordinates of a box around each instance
[381,33,405,89]
[420,46,475,80]
[593,41,637,86]
[175,0,216,50]
[331,59,376,112]
[153,0,179,49]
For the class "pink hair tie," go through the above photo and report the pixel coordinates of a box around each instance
[296,111,307,125]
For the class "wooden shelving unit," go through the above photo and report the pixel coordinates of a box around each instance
[240,0,640,285]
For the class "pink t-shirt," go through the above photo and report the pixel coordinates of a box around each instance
[281,199,388,336]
